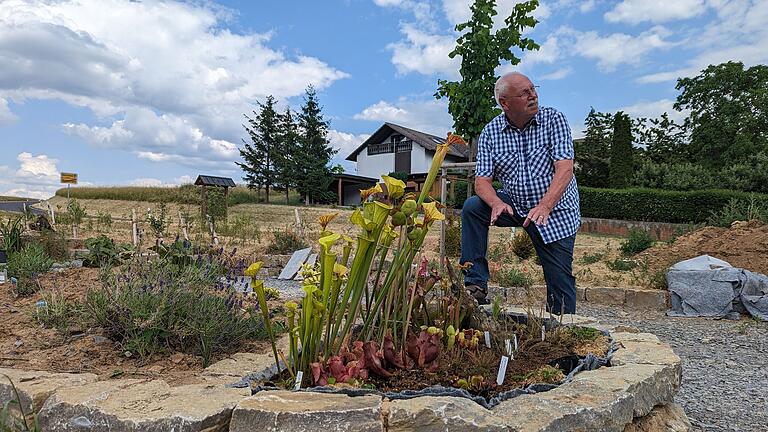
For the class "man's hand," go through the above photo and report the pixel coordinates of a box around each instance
[523,203,552,227]
[490,201,515,225]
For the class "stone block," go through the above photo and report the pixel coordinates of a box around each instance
[623,403,691,432]
[38,379,249,431]
[0,368,98,415]
[203,335,289,380]
[611,332,661,344]
[262,254,292,268]
[586,286,626,306]
[625,289,668,311]
[230,390,383,432]
[386,396,506,432]
[611,341,681,368]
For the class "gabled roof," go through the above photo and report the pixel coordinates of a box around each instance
[346,122,470,162]
[194,175,236,187]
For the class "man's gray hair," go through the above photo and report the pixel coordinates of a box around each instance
[494,72,526,106]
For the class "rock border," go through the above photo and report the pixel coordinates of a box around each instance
[489,284,670,311]
[1,312,687,431]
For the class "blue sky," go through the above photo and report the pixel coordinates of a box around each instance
[1,0,766,198]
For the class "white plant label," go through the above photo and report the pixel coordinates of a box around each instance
[541,325,546,342]
[496,355,509,386]
[505,339,512,355]
[484,331,491,348]
[514,334,518,351]
[294,371,303,391]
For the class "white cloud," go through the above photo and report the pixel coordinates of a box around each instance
[540,67,572,80]
[354,98,454,135]
[579,0,597,13]
[0,153,61,199]
[571,26,674,71]
[605,0,706,24]
[0,98,18,125]
[387,24,459,77]
[328,129,371,173]
[617,98,687,123]
[0,0,347,171]
[442,0,551,27]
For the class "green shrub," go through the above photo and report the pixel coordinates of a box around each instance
[511,230,535,260]
[33,290,86,335]
[579,252,604,265]
[85,257,270,366]
[7,244,53,296]
[579,187,768,223]
[620,229,655,255]
[266,228,308,254]
[146,203,169,240]
[606,258,637,272]
[37,230,70,261]
[495,266,533,288]
[0,217,25,253]
[707,196,768,227]
[83,236,133,268]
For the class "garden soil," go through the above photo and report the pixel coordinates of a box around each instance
[640,220,768,277]
[0,267,273,385]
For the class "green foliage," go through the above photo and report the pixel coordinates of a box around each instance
[448,179,502,208]
[435,0,539,157]
[564,326,600,341]
[83,235,133,268]
[295,86,338,204]
[444,212,462,257]
[707,196,768,227]
[609,111,633,188]
[36,230,69,261]
[632,160,714,191]
[0,217,25,253]
[237,95,280,202]
[620,229,655,255]
[495,266,533,288]
[575,108,612,188]
[146,203,169,239]
[33,290,86,335]
[606,258,637,272]
[675,61,768,169]
[387,171,409,183]
[85,257,269,366]
[579,187,768,223]
[579,251,604,265]
[639,112,688,164]
[7,244,53,296]
[511,230,535,260]
[273,107,301,203]
[96,211,113,232]
[266,228,308,254]
[66,199,86,227]
[205,188,227,224]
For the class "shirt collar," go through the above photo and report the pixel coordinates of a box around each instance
[501,110,541,132]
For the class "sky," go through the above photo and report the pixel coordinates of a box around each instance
[1,0,767,199]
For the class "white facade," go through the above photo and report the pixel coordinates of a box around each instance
[355,133,434,178]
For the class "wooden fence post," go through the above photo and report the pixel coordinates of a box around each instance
[179,211,189,242]
[131,209,139,247]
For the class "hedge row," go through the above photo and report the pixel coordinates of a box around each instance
[447,183,768,224]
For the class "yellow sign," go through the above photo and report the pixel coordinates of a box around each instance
[60,172,78,184]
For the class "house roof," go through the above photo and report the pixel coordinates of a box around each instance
[346,122,470,162]
[194,175,236,187]
[331,173,378,184]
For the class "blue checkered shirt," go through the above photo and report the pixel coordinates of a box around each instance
[475,107,580,244]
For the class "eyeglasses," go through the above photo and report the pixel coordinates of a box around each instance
[513,85,540,99]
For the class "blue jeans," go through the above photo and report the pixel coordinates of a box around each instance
[460,192,577,314]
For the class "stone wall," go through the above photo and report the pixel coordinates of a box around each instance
[580,217,689,241]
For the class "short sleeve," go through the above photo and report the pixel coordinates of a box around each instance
[475,128,494,178]
[550,110,574,161]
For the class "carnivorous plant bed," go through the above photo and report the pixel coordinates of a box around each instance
[250,134,611,402]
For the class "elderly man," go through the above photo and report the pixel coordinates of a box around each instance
[460,72,580,314]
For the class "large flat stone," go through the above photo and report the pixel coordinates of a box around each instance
[623,403,691,432]
[624,289,668,311]
[611,341,681,367]
[230,390,383,432]
[37,379,249,431]
[385,396,506,432]
[202,335,289,380]
[494,386,634,432]
[0,368,98,415]
[586,287,626,306]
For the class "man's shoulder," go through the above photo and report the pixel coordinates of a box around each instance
[537,106,565,122]
[484,113,507,132]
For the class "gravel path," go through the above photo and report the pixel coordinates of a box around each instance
[578,304,768,432]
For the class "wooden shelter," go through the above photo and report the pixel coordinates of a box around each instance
[195,175,236,218]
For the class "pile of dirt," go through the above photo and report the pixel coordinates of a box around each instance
[641,220,768,276]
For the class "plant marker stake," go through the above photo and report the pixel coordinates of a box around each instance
[513,334,518,351]
[541,325,545,342]
[505,339,512,356]
[294,371,303,391]
[484,331,491,348]
[496,355,509,386]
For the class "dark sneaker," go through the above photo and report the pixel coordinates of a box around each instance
[465,284,489,305]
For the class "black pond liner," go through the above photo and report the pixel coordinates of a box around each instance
[243,314,619,410]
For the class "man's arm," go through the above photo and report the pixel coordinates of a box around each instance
[475,176,514,225]
[524,159,573,227]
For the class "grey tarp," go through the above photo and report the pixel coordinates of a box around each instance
[667,255,768,321]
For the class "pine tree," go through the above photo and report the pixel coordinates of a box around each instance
[574,108,612,188]
[236,95,280,202]
[296,86,337,204]
[274,107,300,204]
[609,111,633,188]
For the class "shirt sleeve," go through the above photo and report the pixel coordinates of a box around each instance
[550,110,574,161]
[475,127,494,178]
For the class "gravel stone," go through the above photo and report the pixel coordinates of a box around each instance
[578,304,768,432]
